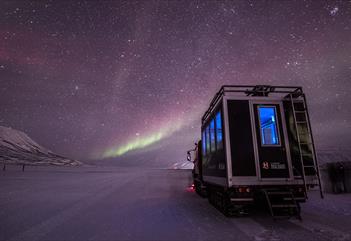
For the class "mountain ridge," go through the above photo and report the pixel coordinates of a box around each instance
[0,126,81,166]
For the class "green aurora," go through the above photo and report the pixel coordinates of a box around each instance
[102,119,184,158]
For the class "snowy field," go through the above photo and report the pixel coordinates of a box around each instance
[1,166,350,241]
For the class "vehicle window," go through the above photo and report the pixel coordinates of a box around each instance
[258,106,280,145]
[215,111,223,150]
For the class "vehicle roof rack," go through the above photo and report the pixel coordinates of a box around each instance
[202,85,303,124]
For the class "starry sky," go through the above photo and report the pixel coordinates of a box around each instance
[0,1,350,165]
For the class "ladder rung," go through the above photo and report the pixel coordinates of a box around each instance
[302,157,313,160]
[294,111,306,113]
[293,101,305,104]
[302,158,313,163]
[297,132,310,135]
[303,158,314,161]
[296,121,308,124]
[299,142,312,145]
[303,165,316,168]
[303,159,315,164]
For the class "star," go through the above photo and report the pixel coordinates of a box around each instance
[0,0,349,163]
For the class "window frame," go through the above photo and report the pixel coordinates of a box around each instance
[202,130,206,156]
[210,118,216,152]
[206,125,210,153]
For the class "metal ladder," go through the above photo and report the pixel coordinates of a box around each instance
[289,93,324,199]
[263,189,301,220]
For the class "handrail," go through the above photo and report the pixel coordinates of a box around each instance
[202,85,303,124]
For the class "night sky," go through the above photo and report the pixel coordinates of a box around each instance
[1,1,350,164]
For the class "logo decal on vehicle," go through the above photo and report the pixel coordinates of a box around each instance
[262,161,269,169]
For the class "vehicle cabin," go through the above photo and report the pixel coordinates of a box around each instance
[196,85,322,216]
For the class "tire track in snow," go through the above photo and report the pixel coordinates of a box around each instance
[8,173,134,241]
[289,215,350,241]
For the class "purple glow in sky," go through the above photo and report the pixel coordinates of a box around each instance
[0,1,350,164]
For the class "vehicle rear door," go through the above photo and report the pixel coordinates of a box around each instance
[253,103,291,179]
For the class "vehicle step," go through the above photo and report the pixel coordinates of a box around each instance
[271,204,298,208]
[273,215,300,219]
[266,191,292,195]
[284,197,305,201]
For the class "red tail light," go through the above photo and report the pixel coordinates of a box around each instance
[186,183,195,192]
[237,187,251,193]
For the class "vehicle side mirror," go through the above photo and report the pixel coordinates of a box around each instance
[186,151,192,162]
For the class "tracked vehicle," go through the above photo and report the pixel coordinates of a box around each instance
[187,85,323,219]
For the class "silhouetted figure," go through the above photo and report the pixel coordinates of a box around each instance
[328,162,346,193]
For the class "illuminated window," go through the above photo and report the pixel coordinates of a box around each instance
[206,125,210,152]
[210,118,215,152]
[202,130,206,155]
[215,111,223,150]
[258,106,280,145]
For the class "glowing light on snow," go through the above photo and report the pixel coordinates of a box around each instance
[330,6,339,16]
[102,119,184,158]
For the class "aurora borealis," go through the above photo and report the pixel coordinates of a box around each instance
[0,1,350,165]
[103,115,185,158]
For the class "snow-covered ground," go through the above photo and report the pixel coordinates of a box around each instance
[0,126,80,166]
[1,166,350,241]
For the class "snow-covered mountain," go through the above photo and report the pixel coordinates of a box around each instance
[0,126,81,166]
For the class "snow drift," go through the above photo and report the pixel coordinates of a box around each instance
[0,126,81,166]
